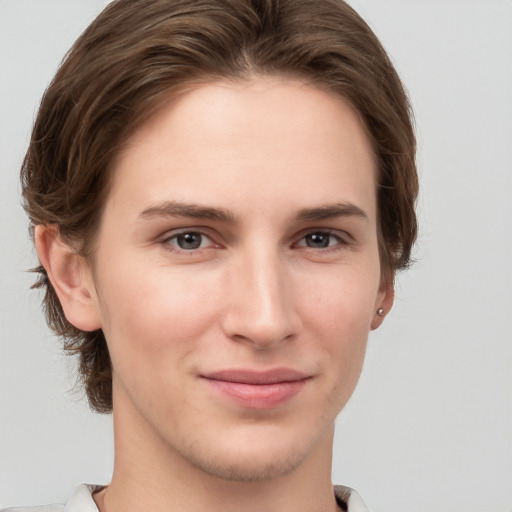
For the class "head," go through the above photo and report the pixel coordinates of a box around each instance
[23,0,417,425]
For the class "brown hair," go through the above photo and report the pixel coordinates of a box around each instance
[22,0,418,413]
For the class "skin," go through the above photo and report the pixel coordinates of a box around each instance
[36,77,393,512]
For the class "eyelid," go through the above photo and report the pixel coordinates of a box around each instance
[160,225,216,240]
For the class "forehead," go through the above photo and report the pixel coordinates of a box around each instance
[108,77,377,223]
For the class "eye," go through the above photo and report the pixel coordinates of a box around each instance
[296,231,345,249]
[165,231,214,251]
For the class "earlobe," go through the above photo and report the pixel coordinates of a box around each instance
[34,225,102,332]
[371,282,394,330]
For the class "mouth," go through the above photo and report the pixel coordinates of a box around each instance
[200,368,311,409]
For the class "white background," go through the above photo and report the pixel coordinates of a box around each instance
[1,1,511,511]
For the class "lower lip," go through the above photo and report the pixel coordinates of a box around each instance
[204,378,308,409]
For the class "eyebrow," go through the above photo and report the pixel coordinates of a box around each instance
[295,203,369,223]
[138,200,368,224]
[139,201,236,223]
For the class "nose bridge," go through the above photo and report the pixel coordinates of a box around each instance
[223,242,296,347]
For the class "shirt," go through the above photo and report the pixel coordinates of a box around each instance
[2,483,371,512]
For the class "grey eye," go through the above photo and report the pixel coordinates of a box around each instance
[304,232,335,248]
[174,232,203,250]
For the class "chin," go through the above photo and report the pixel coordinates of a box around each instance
[186,445,307,482]
[174,421,332,483]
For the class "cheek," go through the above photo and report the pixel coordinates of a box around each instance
[299,265,380,333]
[296,266,379,382]
[95,260,223,364]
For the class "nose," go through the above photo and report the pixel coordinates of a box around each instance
[220,246,299,349]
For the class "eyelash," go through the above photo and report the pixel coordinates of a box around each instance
[160,228,352,255]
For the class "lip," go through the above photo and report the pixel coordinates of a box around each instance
[201,368,310,409]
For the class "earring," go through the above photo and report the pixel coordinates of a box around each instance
[376,308,384,316]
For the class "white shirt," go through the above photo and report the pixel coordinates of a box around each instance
[2,484,371,512]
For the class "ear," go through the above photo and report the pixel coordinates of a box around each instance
[34,225,102,332]
[371,281,394,330]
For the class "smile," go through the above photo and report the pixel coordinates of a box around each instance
[201,368,311,409]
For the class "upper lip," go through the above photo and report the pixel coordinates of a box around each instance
[201,368,310,385]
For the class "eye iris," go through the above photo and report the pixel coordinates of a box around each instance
[306,233,330,248]
[177,232,202,250]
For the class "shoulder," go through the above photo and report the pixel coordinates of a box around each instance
[1,484,102,512]
[1,506,64,512]
[334,485,372,512]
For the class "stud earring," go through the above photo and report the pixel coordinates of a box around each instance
[376,308,384,316]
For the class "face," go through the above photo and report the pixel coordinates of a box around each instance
[83,77,391,481]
